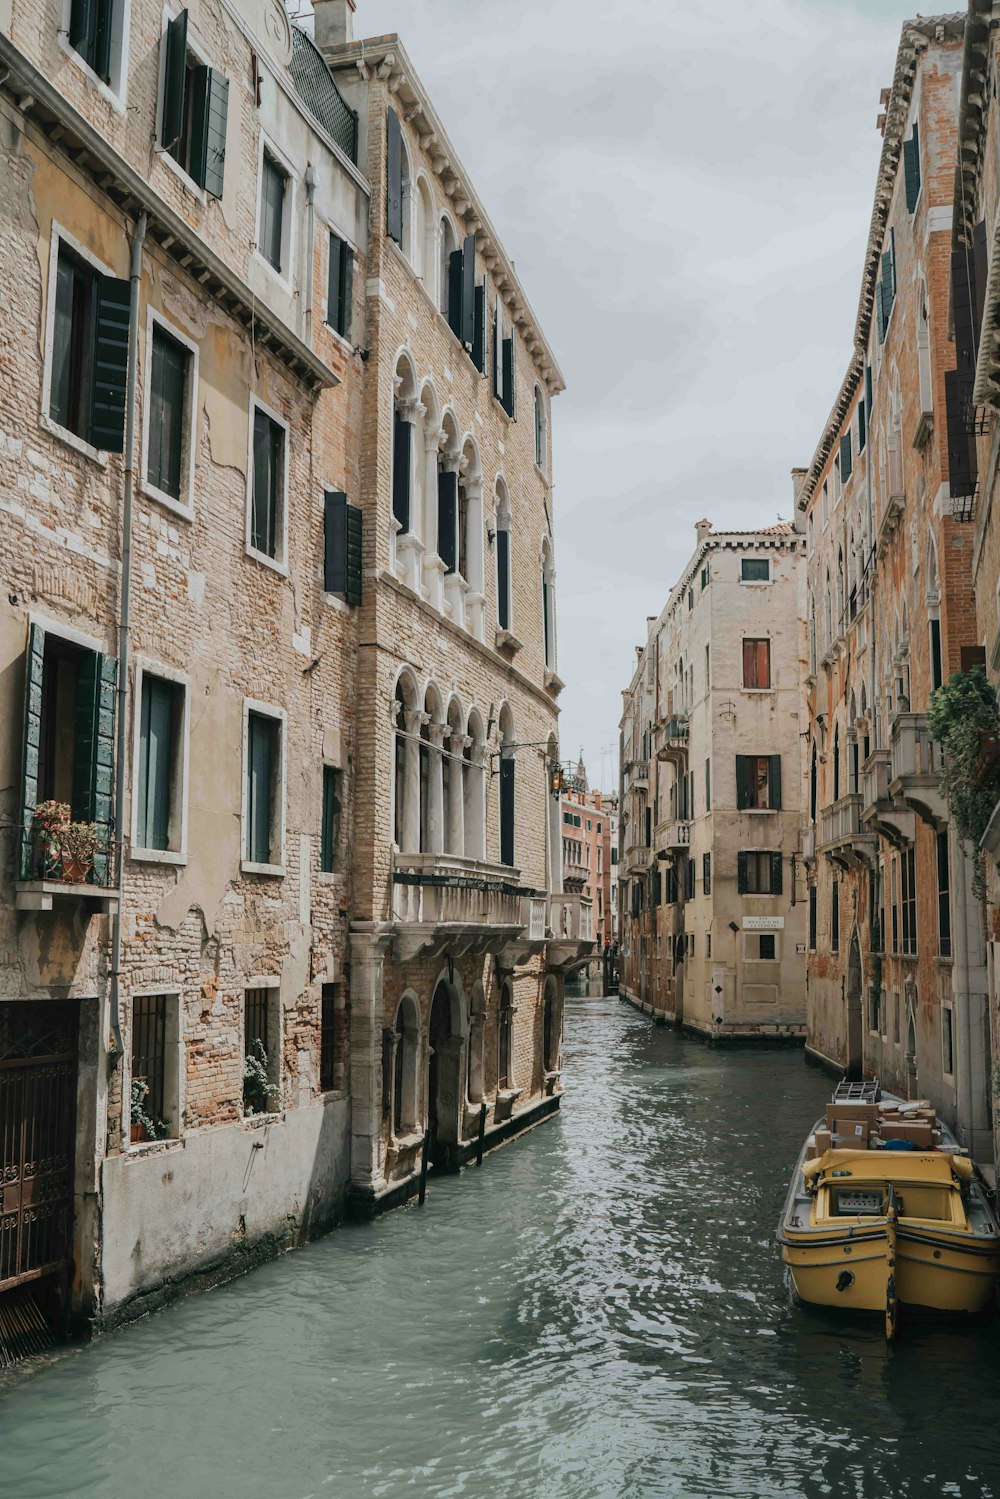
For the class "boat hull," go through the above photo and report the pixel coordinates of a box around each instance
[782,1227,1000,1315]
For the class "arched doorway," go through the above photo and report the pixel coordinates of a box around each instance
[427,979,464,1161]
[846,928,863,1078]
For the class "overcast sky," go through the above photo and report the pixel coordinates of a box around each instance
[330,0,913,793]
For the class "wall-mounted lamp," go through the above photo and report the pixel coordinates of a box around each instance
[487,527,496,547]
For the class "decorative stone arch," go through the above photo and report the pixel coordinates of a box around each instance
[427,969,466,1153]
[389,991,421,1139]
[391,350,421,577]
[392,667,421,852]
[418,680,446,854]
[497,976,515,1091]
[438,212,459,318]
[412,171,436,291]
[415,376,442,557]
[542,973,562,1074]
[498,701,516,868]
[443,693,467,857]
[464,706,487,861]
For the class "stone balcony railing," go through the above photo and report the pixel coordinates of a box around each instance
[861,750,915,844]
[548,892,596,969]
[625,842,652,874]
[889,713,946,826]
[626,760,650,789]
[819,793,874,866]
[392,853,531,962]
[655,820,690,852]
[657,716,689,763]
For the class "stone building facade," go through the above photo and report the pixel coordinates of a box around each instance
[559,759,612,949]
[0,0,578,1343]
[798,16,993,1164]
[618,521,808,1042]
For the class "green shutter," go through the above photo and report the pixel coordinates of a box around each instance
[189,66,228,197]
[247,714,273,865]
[492,300,499,396]
[89,274,131,453]
[472,277,486,373]
[448,250,463,340]
[771,852,783,896]
[769,754,782,810]
[502,335,516,417]
[496,528,510,631]
[735,755,752,810]
[839,433,852,483]
[438,470,457,573]
[903,126,920,212]
[345,503,363,607]
[69,0,95,53]
[161,9,189,152]
[19,624,45,879]
[737,850,747,895]
[461,234,476,347]
[71,650,117,879]
[327,234,343,333]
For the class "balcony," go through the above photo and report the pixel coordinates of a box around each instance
[657,715,689,763]
[625,842,653,874]
[626,759,650,789]
[889,713,946,826]
[654,820,691,855]
[391,853,533,962]
[818,794,875,868]
[15,815,120,913]
[860,751,915,845]
[562,860,590,891]
[548,892,596,968]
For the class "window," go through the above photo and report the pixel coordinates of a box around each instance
[683,858,695,901]
[700,565,709,590]
[249,404,286,564]
[244,986,280,1115]
[687,588,694,612]
[534,386,547,468]
[943,1004,954,1077]
[386,107,404,246]
[808,885,817,950]
[48,238,129,454]
[494,296,516,417]
[901,845,917,957]
[130,994,178,1144]
[611,847,618,866]
[893,993,900,1045]
[496,484,512,632]
[738,851,783,895]
[146,320,193,506]
[930,617,943,693]
[259,151,288,273]
[741,558,770,583]
[742,638,771,690]
[903,122,921,212]
[323,491,363,604]
[758,933,776,961]
[327,233,354,340]
[160,11,229,196]
[839,431,852,484]
[244,707,283,872]
[68,0,117,81]
[832,881,840,952]
[869,986,881,1035]
[135,669,185,857]
[736,755,781,810]
[321,766,342,873]
[705,757,711,812]
[937,831,951,958]
[320,983,345,1091]
[891,857,899,954]
[703,852,711,895]
[498,985,514,1089]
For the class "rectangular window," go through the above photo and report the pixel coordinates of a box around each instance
[741,558,770,583]
[738,850,782,895]
[130,994,168,1144]
[901,845,917,957]
[893,993,900,1045]
[321,766,341,873]
[69,0,116,80]
[259,151,287,272]
[736,754,781,810]
[742,638,771,690]
[136,671,184,854]
[891,857,899,954]
[703,852,711,895]
[320,983,344,1092]
[684,859,695,901]
[758,933,776,961]
[943,1004,954,1076]
[937,830,951,959]
[245,709,282,870]
[700,565,709,590]
[160,11,229,196]
[930,618,943,692]
[832,880,840,953]
[687,589,694,612]
[50,241,130,454]
[147,323,190,502]
[869,985,881,1035]
[904,122,921,212]
[323,490,363,604]
[250,406,285,562]
[808,885,817,950]
[705,757,711,812]
[244,986,280,1115]
[327,232,354,340]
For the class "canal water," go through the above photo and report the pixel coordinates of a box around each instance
[2,994,999,1499]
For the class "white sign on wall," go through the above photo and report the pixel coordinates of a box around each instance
[743,916,785,930]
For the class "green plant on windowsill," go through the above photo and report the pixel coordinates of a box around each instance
[928,664,1000,900]
[130,1078,170,1144]
[31,801,103,883]
[243,1037,281,1116]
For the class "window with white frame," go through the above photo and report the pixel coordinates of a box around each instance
[243,983,282,1115]
[143,312,198,514]
[129,992,181,1144]
[243,704,285,873]
[257,146,293,277]
[44,227,130,459]
[132,661,188,861]
[64,0,130,102]
[247,401,288,568]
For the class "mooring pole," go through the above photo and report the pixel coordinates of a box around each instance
[418,1130,431,1205]
[476,1101,487,1166]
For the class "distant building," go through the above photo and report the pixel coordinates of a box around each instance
[560,758,614,948]
[619,520,807,1042]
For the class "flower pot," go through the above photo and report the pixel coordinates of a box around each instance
[32,830,63,880]
[61,854,92,884]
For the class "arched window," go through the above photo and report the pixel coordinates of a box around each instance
[390,994,419,1138]
[464,708,487,862]
[498,981,514,1090]
[495,480,512,632]
[420,684,445,853]
[808,590,817,674]
[439,216,458,319]
[836,547,845,636]
[917,277,933,416]
[498,704,515,867]
[824,569,833,650]
[413,175,434,290]
[541,537,556,670]
[467,982,486,1105]
[393,671,420,852]
[392,353,419,548]
[444,697,466,857]
[534,385,547,469]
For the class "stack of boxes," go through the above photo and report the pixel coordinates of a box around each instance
[807,1101,942,1158]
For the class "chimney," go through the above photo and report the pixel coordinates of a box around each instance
[694,517,711,545]
[791,467,808,507]
[313,0,356,49]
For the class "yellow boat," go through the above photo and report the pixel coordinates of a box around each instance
[778,1085,1000,1336]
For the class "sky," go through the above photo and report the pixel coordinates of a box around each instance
[318,0,915,793]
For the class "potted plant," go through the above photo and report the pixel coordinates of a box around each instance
[31,800,71,877]
[130,1078,170,1144]
[60,820,100,884]
[243,1037,281,1116]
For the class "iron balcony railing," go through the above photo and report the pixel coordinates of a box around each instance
[18,815,117,889]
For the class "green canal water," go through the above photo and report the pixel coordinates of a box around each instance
[2,994,999,1498]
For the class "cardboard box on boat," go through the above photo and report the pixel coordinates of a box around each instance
[825,1103,879,1132]
[833,1119,870,1149]
[814,1128,833,1155]
[879,1120,935,1148]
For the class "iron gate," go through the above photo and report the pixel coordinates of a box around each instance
[0,1003,78,1293]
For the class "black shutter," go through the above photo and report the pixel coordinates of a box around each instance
[769,754,782,810]
[952,247,977,369]
[324,490,347,594]
[945,369,977,498]
[875,280,885,344]
[438,470,457,573]
[69,0,95,53]
[328,234,343,333]
[89,274,131,453]
[448,250,463,339]
[386,108,403,244]
[858,391,866,453]
[500,756,515,866]
[492,300,499,396]
[161,9,189,152]
[881,250,894,318]
[502,336,514,417]
[497,528,510,631]
[865,362,873,421]
[472,277,486,373]
[771,852,783,895]
[392,414,411,532]
[736,755,752,810]
[737,851,747,895]
[839,433,852,483]
[461,234,476,347]
[345,503,362,606]
[19,623,45,879]
[973,218,988,356]
[903,126,921,212]
[189,67,228,197]
[340,244,353,342]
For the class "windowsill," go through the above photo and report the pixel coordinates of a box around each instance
[320,1087,349,1103]
[322,321,356,359]
[127,1135,183,1157]
[495,626,523,655]
[130,847,188,867]
[252,249,293,298]
[742,893,780,899]
[241,860,285,878]
[245,543,289,577]
[741,688,775,696]
[390,1127,424,1151]
[739,580,771,588]
[534,462,549,485]
[321,591,352,615]
[493,395,515,423]
[140,478,194,522]
[937,955,954,966]
[242,1109,286,1129]
[58,35,127,115]
[317,869,346,885]
[740,808,777,815]
[156,145,208,204]
[39,411,109,467]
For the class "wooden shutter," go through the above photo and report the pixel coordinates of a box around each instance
[502,335,516,417]
[770,852,783,895]
[345,502,362,606]
[438,470,457,573]
[89,274,131,453]
[973,218,988,355]
[72,649,117,877]
[903,126,920,212]
[324,492,363,605]
[19,624,45,879]
[69,0,95,54]
[500,756,515,866]
[492,300,499,396]
[875,280,885,344]
[857,392,866,453]
[839,432,852,483]
[952,247,977,369]
[652,868,661,906]
[944,369,977,498]
[461,234,476,347]
[247,715,273,865]
[865,362,873,420]
[340,243,353,342]
[138,675,174,851]
[386,108,403,244]
[735,754,752,809]
[769,754,782,809]
[472,277,486,373]
[448,249,463,339]
[737,850,747,894]
[496,528,510,630]
[392,415,411,532]
[161,9,189,152]
[881,250,895,316]
[742,640,756,688]
[327,234,343,333]
[189,67,229,198]
[703,852,711,895]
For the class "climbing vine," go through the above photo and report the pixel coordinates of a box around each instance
[927,665,1000,898]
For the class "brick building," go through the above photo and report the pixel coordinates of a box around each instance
[0,0,582,1342]
[560,757,612,947]
[618,520,808,1041]
[798,15,993,1164]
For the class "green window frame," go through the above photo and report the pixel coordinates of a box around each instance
[321,766,341,873]
[50,241,130,453]
[147,323,190,502]
[327,233,354,340]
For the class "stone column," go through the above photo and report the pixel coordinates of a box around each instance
[395,399,425,594]
[426,723,446,854]
[463,477,485,641]
[447,733,469,857]
[422,431,447,609]
[348,929,392,1199]
[402,710,424,854]
[464,742,487,862]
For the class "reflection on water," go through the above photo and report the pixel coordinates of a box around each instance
[1,996,998,1498]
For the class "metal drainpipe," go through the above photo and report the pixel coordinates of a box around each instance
[304,163,317,341]
[108,210,147,1081]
